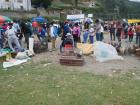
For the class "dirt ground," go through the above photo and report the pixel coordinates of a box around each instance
[31,34,140,76]
[32,50,140,75]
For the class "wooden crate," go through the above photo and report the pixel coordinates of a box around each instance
[136,49,140,57]
[60,55,84,66]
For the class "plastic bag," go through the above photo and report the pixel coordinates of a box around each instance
[93,42,123,62]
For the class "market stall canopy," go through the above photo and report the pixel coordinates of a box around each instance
[0,15,13,25]
[128,19,140,24]
[67,14,85,20]
[32,16,46,23]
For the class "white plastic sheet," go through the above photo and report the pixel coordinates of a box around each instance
[3,59,28,68]
[93,42,123,62]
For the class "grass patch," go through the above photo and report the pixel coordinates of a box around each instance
[0,62,140,105]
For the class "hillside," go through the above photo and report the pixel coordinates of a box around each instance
[51,0,140,18]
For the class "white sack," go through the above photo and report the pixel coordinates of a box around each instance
[93,42,123,62]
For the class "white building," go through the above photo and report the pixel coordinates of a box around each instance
[0,0,31,11]
[89,2,96,8]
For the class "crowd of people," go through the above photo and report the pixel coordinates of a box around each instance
[0,18,140,53]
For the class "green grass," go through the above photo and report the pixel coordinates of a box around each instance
[0,61,140,105]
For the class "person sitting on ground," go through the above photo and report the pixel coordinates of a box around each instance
[5,23,22,52]
[60,33,74,52]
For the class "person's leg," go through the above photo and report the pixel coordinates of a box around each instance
[73,35,77,48]
[74,36,78,48]
[129,36,131,42]
[25,33,30,49]
[78,36,81,43]
[131,35,134,42]
[130,36,133,43]
[138,35,140,47]
[90,36,94,44]
[99,33,102,41]
[96,33,100,41]
[83,33,87,43]
[8,37,15,51]
[60,41,64,53]
[0,39,3,49]
[45,36,48,50]
[117,35,121,42]
[52,37,56,49]
[136,33,138,44]
[110,32,112,41]
[13,37,22,51]
[124,30,128,39]
[101,32,104,41]
[113,32,115,41]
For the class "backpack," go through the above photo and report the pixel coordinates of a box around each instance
[39,28,46,37]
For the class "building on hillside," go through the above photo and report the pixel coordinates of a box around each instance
[0,0,31,11]
[89,2,96,8]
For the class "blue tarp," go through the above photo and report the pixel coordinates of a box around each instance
[32,16,47,23]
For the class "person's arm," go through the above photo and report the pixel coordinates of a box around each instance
[78,27,81,37]
[50,27,54,37]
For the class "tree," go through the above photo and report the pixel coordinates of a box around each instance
[31,0,52,8]
[74,0,78,7]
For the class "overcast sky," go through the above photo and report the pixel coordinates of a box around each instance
[130,0,140,2]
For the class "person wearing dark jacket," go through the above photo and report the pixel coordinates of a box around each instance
[60,33,74,52]
[21,21,32,49]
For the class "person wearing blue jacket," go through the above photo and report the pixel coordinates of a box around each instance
[50,22,58,50]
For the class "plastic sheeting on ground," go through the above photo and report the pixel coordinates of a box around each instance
[77,43,93,55]
[3,52,30,68]
[3,59,28,68]
[93,42,123,62]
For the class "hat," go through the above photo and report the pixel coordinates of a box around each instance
[66,33,72,37]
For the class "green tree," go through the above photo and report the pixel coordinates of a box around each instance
[75,0,78,7]
[31,0,52,8]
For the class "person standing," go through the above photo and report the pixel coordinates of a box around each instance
[109,24,116,41]
[72,23,80,47]
[21,21,32,49]
[135,22,140,47]
[38,25,48,51]
[100,24,104,41]
[62,21,71,41]
[123,21,129,39]
[89,26,95,44]
[116,21,122,42]
[95,19,102,41]
[50,23,58,50]
[128,24,135,43]
[83,29,89,43]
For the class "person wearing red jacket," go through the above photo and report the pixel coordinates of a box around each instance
[128,24,135,43]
